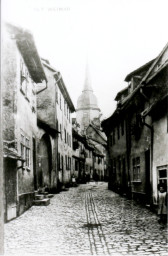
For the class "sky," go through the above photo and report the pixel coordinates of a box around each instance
[2,0,168,119]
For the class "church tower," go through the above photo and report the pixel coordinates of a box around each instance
[76,64,100,133]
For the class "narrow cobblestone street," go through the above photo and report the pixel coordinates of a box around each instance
[4,182,167,256]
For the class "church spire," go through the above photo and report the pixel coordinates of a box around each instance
[82,61,93,92]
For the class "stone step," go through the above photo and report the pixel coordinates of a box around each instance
[33,198,50,206]
[34,191,38,196]
[48,194,54,198]
[43,192,49,195]
[35,194,44,200]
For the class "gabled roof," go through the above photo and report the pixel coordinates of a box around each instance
[86,123,107,146]
[41,59,75,113]
[93,146,105,157]
[114,86,128,101]
[124,59,155,82]
[141,43,168,84]
[5,23,47,83]
[72,128,95,150]
[89,123,107,141]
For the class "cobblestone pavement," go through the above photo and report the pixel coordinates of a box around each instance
[4,182,168,256]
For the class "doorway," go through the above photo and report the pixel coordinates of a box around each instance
[4,159,17,221]
[32,137,37,190]
[38,134,52,188]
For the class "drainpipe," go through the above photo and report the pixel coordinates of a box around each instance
[53,72,62,84]
[141,116,154,207]
[140,87,149,101]
[53,73,62,191]
[36,79,48,94]
[140,85,154,206]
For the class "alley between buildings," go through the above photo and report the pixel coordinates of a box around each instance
[4,182,167,256]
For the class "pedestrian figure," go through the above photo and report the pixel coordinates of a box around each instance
[71,174,76,187]
[157,183,167,224]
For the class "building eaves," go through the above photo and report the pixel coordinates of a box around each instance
[93,147,104,157]
[114,86,128,101]
[37,118,59,138]
[6,23,47,83]
[141,43,168,84]
[141,93,168,117]
[55,74,76,113]
[72,128,85,141]
[42,61,57,73]
[87,136,107,147]
[41,59,75,112]
[3,146,24,161]
[41,62,75,113]
[88,123,107,142]
[124,59,155,82]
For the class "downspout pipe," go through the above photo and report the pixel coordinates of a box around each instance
[141,116,154,207]
[140,87,149,101]
[36,79,48,94]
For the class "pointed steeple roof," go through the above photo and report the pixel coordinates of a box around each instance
[83,62,93,92]
[77,61,100,111]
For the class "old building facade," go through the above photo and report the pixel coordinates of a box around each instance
[2,23,47,221]
[102,43,168,208]
[36,59,59,193]
[37,59,75,189]
[76,65,107,180]
[54,68,75,187]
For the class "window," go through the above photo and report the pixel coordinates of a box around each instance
[64,129,66,143]
[60,94,62,109]
[25,138,30,167]
[157,165,167,187]
[110,134,113,146]
[121,120,124,136]
[118,157,121,176]
[69,135,71,147]
[67,105,68,119]
[57,153,60,170]
[20,133,30,168]
[89,151,92,158]
[61,155,63,170]
[117,124,120,140]
[56,86,58,103]
[67,133,69,146]
[65,155,67,169]
[60,124,62,139]
[56,119,59,130]
[113,129,115,145]
[69,157,71,170]
[75,160,78,171]
[133,157,140,181]
[20,58,30,100]
[64,101,66,116]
